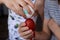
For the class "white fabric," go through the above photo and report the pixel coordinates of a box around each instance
[8,0,37,40]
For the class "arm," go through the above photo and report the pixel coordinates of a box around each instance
[38,0,44,20]
[42,18,51,40]
[48,19,60,40]
[35,18,51,40]
[35,0,51,40]
[35,0,44,20]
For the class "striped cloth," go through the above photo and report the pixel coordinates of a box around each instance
[44,0,60,25]
[44,0,60,40]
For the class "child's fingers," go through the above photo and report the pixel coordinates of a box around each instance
[19,27,29,32]
[20,30,33,39]
[19,22,26,27]
[23,32,33,39]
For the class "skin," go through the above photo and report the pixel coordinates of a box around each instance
[0,0,2,4]
[0,0,49,40]
[18,23,33,40]
[0,0,34,17]
[1,0,60,40]
[48,19,60,40]
[18,19,50,40]
[47,1,60,40]
[35,0,44,20]
[18,0,50,40]
[42,18,51,40]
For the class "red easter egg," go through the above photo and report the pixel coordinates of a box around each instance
[25,18,35,31]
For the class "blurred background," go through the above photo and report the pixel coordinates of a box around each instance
[0,4,43,40]
[0,4,8,40]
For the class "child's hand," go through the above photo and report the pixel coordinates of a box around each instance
[18,22,33,39]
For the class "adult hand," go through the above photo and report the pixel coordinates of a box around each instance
[1,0,34,17]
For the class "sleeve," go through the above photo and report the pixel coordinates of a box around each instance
[44,0,50,20]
